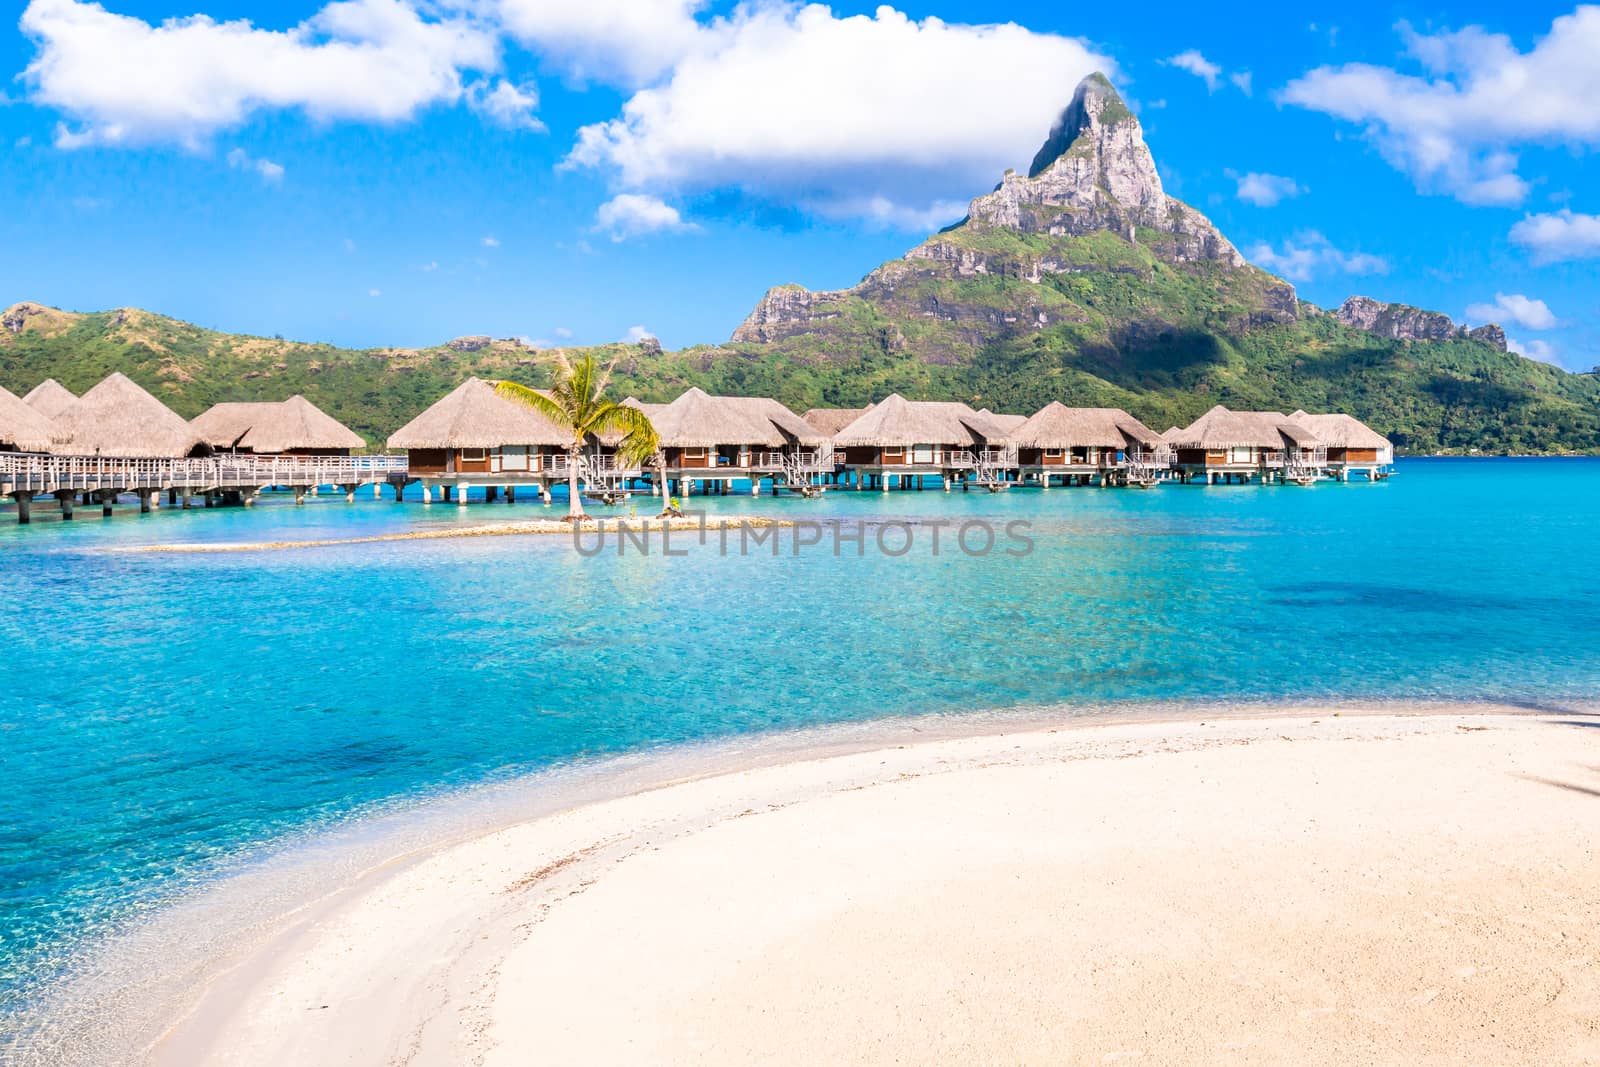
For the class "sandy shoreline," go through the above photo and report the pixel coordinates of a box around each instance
[120,514,788,553]
[87,706,1594,1066]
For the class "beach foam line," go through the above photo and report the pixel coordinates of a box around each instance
[120,514,791,553]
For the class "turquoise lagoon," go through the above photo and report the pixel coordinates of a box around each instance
[3,457,1599,1043]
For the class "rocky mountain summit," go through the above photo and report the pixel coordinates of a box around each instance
[1331,297,1507,351]
[733,72,1299,354]
[733,72,1501,365]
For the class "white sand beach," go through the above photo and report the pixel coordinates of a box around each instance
[148,710,1600,1066]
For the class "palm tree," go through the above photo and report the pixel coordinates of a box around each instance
[496,354,658,520]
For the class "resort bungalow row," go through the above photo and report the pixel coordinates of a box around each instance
[645,387,830,496]
[829,394,1016,491]
[1164,405,1330,484]
[1009,402,1167,488]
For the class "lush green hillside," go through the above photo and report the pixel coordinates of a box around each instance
[3,296,1598,454]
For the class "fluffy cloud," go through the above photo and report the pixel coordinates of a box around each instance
[1280,9,1600,206]
[1232,171,1302,207]
[481,234,500,247]
[567,5,1112,226]
[1509,209,1600,264]
[595,193,696,241]
[622,325,656,343]
[1246,232,1389,282]
[1507,337,1560,364]
[1465,292,1557,330]
[19,0,503,147]
[226,147,284,182]
[1229,71,1253,96]
[1162,50,1222,91]
[466,78,543,130]
[491,0,706,88]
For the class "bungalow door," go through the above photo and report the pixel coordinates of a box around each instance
[1229,446,1253,464]
[911,444,935,464]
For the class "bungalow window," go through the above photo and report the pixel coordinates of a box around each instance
[911,444,934,464]
[461,448,488,462]
[501,445,529,471]
[683,448,708,465]
[1229,446,1253,463]
[1044,448,1064,459]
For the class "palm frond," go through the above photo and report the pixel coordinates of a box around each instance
[596,402,660,467]
[495,380,575,439]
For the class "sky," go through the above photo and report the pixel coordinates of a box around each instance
[1,1,1597,370]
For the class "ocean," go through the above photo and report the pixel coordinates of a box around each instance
[3,457,1598,1051]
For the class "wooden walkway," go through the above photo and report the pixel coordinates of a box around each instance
[1,453,410,522]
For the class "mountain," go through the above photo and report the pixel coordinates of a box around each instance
[3,73,1597,453]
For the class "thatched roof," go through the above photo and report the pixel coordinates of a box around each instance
[191,395,364,452]
[976,409,1030,435]
[1289,411,1391,450]
[23,379,77,420]
[387,378,570,449]
[0,384,60,452]
[54,372,204,457]
[651,387,825,448]
[1166,405,1322,450]
[1006,403,1161,449]
[801,406,872,436]
[832,394,1008,447]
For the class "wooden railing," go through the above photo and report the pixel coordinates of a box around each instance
[0,453,409,494]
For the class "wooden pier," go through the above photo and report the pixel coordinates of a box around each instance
[0,453,409,523]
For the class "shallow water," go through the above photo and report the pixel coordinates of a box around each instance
[2,457,1597,1041]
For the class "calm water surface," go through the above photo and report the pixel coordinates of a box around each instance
[2,457,1598,1036]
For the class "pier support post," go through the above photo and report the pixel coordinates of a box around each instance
[506,486,516,504]
[421,483,433,505]
[294,487,307,506]
[751,478,760,497]
[55,490,75,521]
[541,484,552,506]
[343,484,358,503]
[101,490,115,517]
[13,492,32,525]
[374,483,382,499]
[456,483,469,507]
[486,486,499,503]
[136,488,154,514]
[393,481,406,502]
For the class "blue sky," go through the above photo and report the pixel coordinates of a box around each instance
[2,1,1597,369]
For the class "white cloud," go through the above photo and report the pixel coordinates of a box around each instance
[1230,71,1253,96]
[1232,171,1302,207]
[481,234,500,247]
[1507,336,1559,364]
[19,0,502,148]
[1509,209,1600,264]
[566,5,1112,227]
[1280,9,1600,205]
[554,326,573,338]
[421,260,438,271]
[1465,292,1557,330]
[491,0,706,88]
[1246,231,1389,282]
[226,146,284,182]
[342,237,356,252]
[595,193,697,241]
[368,287,382,296]
[1163,50,1222,91]
[622,325,656,343]
[466,77,543,130]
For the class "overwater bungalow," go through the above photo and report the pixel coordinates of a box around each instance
[1166,405,1324,484]
[1289,411,1392,480]
[649,387,829,496]
[54,373,209,458]
[1009,403,1166,488]
[831,394,1013,491]
[0,385,59,453]
[23,379,77,420]
[387,377,571,503]
[191,396,365,456]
